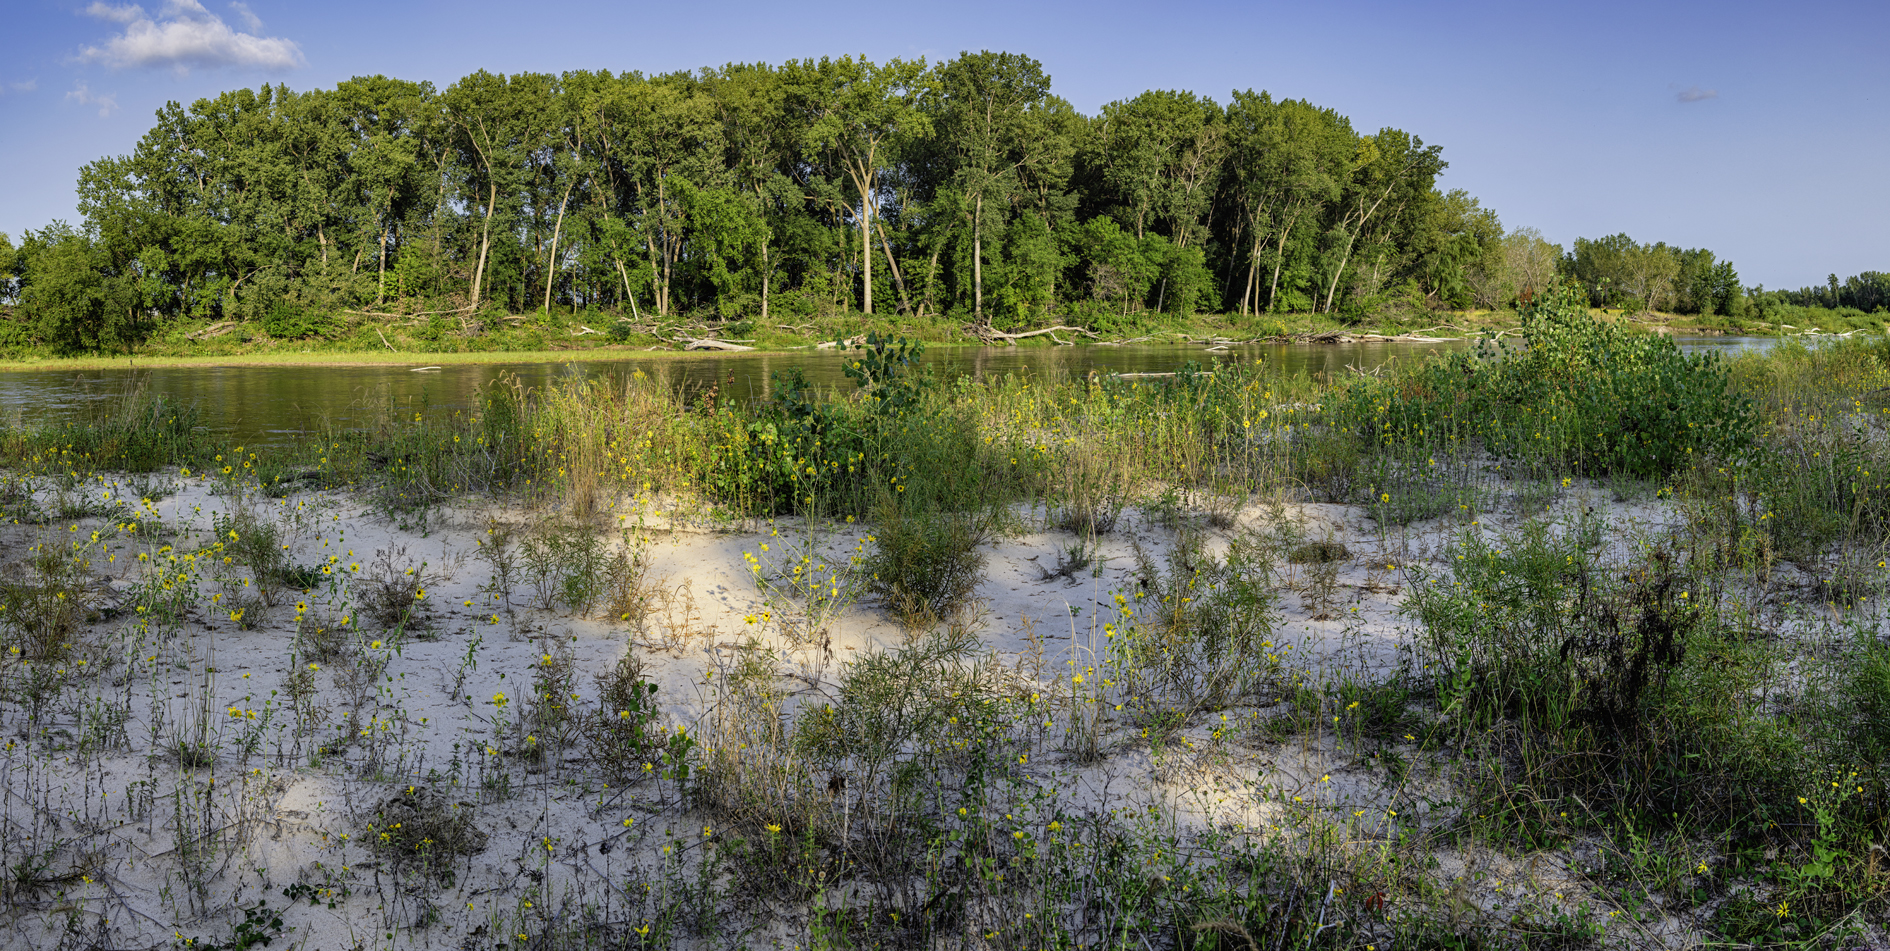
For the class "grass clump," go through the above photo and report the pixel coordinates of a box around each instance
[0,537,97,663]
[1118,528,1284,712]
[363,784,489,884]
[865,508,987,626]
[353,545,433,633]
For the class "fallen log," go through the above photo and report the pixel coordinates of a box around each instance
[980,325,1100,346]
[680,338,755,351]
[184,321,238,341]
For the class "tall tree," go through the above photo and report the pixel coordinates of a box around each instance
[934,51,1053,328]
[703,62,793,322]
[1220,92,1352,314]
[1319,129,1443,313]
[787,55,934,316]
[441,70,555,310]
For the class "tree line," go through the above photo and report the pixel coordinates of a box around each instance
[1560,234,1743,316]
[0,51,1837,355]
[1761,271,1890,315]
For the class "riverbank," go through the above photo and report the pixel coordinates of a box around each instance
[0,304,1809,372]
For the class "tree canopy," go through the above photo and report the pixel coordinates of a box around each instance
[0,51,1797,352]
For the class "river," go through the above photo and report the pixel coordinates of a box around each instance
[0,336,1778,445]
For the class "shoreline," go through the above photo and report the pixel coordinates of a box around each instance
[0,309,1796,373]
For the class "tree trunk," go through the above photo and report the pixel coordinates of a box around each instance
[376,225,388,305]
[875,218,912,316]
[922,243,944,319]
[860,195,873,315]
[1242,226,1265,316]
[469,180,498,308]
[1268,206,1301,312]
[543,180,575,312]
[615,258,642,321]
[1322,184,1396,313]
[973,192,984,324]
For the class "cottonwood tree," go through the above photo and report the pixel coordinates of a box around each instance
[1319,129,1444,313]
[788,56,934,316]
[1501,227,1560,302]
[442,71,555,310]
[1221,92,1352,314]
[1616,242,1679,313]
[932,51,1053,330]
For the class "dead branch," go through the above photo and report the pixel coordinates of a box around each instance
[978,325,1100,346]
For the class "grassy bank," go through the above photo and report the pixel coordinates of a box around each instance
[0,291,1887,948]
[6,300,1848,373]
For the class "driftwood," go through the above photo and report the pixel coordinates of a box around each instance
[342,306,473,319]
[1112,370,1215,380]
[571,326,602,336]
[1252,329,1470,345]
[375,328,396,351]
[184,321,238,341]
[680,338,755,352]
[980,325,1100,346]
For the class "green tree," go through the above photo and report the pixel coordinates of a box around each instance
[788,55,935,316]
[1319,129,1444,314]
[330,76,436,306]
[0,232,18,304]
[17,224,139,355]
[1500,227,1561,303]
[442,70,557,310]
[675,179,767,318]
[703,62,794,322]
[1087,89,1225,248]
[934,51,1054,329]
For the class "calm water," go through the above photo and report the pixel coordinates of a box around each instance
[0,336,1775,445]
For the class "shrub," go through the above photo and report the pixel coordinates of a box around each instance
[865,509,987,625]
[1117,528,1282,711]
[1346,283,1755,480]
[582,650,667,781]
[363,785,489,883]
[353,545,433,632]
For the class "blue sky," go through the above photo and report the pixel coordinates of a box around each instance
[1,0,1882,290]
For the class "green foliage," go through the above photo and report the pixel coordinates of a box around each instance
[14,225,140,355]
[4,54,1552,354]
[1346,283,1755,479]
[0,385,207,476]
[864,509,986,625]
[258,300,334,340]
[838,332,928,413]
[176,901,285,951]
[1117,528,1282,711]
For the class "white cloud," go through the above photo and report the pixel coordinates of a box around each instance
[77,0,303,73]
[85,2,147,25]
[228,1,262,32]
[1677,85,1718,103]
[12,80,38,93]
[66,82,120,117]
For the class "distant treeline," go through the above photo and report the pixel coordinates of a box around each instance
[1559,235,1887,324]
[1761,271,1890,315]
[0,52,1864,354]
